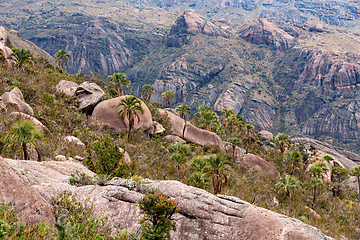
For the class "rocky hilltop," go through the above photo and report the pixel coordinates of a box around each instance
[0,157,333,240]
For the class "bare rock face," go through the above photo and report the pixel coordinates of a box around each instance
[8,112,48,132]
[225,144,246,160]
[91,96,152,133]
[63,136,85,148]
[159,109,224,149]
[0,44,14,68]
[0,157,54,224]
[1,92,34,115]
[242,98,277,130]
[55,80,79,98]
[119,148,131,164]
[242,154,280,179]
[10,87,24,100]
[292,138,358,170]
[238,18,295,51]
[213,78,255,114]
[2,158,334,239]
[167,10,229,47]
[75,82,105,113]
[165,135,186,144]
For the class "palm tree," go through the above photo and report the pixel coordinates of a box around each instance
[285,150,303,175]
[54,49,70,69]
[308,161,328,179]
[161,90,174,110]
[272,133,292,153]
[8,47,33,68]
[108,73,131,96]
[190,155,209,173]
[5,119,44,161]
[176,105,191,137]
[169,152,187,180]
[310,177,324,204]
[275,175,301,200]
[205,153,232,195]
[168,143,192,156]
[190,172,210,189]
[226,137,242,162]
[221,108,235,129]
[243,123,255,154]
[117,96,144,139]
[350,165,360,202]
[141,84,155,102]
[194,106,219,131]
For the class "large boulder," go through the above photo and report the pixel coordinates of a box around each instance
[0,157,54,224]
[56,80,79,98]
[2,158,333,239]
[91,96,153,133]
[0,41,14,68]
[242,154,280,179]
[159,109,224,149]
[165,135,186,144]
[259,130,274,141]
[63,136,85,148]
[75,82,105,113]
[1,91,33,115]
[10,87,24,100]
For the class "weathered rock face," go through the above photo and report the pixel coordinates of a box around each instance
[91,95,153,133]
[292,138,358,170]
[241,98,277,130]
[165,135,186,144]
[242,154,280,179]
[75,82,105,113]
[238,18,296,51]
[1,92,34,115]
[10,87,24,100]
[63,136,85,148]
[0,157,54,224]
[166,10,229,47]
[55,80,79,98]
[159,109,224,149]
[213,78,255,114]
[259,130,274,141]
[2,158,334,240]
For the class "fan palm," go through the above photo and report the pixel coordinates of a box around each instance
[275,175,301,200]
[221,108,235,129]
[226,137,242,162]
[8,47,33,68]
[190,155,209,173]
[190,172,210,189]
[205,153,232,195]
[54,49,70,69]
[194,106,219,131]
[161,90,174,110]
[310,177,324,204]
[108,73,131,96]
[141,84,155,102]
[5,119,44,160]
[350,165,360,202]
[169,152,187,180]
[285,150,303,175]
[308,161,328,179]
[176,105,191,137]
[243,123,255,154]
[272,133,292,153]
[117,96,144,139]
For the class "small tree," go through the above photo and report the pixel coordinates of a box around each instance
[285,150,303,175]
[205,153,232,195]
[117,96,144,139]
[8,47,33,68]
[161,90,174,110]
[272,133,292,154]
[243,123,255,154]
[138,192,178,240]
[142,84,155,102]
[5,119,44,160]
[226,137,242,162]
[310,177,324,204]
[54,49,70,69]
[350,165,360,202]
[175,105,191,138]
[275,175,301,201]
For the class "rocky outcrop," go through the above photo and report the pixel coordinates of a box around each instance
[242,154,280,179]
[159,109,224,149]
[1,91,33,115]
[10,87,24,100]
[166,10,229,47]
[259,130,274,141]
[292,138,358,170]
[2,158,334,239]
[91,95,153,133]
[64,136,85,148]
[55,80,79,98]
[294,49,360,91]
[75,82,105,113]
[0,157,54,224]
[213,78,255,114]
[241,98,276,130]
[165,135,186,144]
[238,19,296,51]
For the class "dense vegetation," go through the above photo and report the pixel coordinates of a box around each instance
[1,55,360,239]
